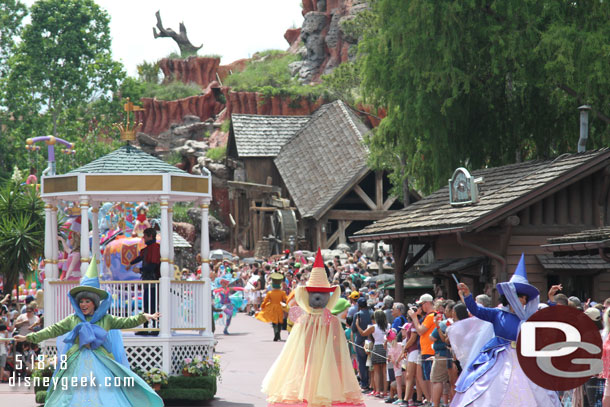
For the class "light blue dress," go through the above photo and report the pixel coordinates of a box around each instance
[27,292,164,406]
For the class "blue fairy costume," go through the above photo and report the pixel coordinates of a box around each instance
[25,259,163,406]
[213,275,245,335]
[450,254,561,407]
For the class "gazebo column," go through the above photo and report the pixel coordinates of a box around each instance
[200,200,212,334]
[51,203,59,280]
[79,197,91,276]
[168,204,174,276]
[91,204,101,267]
[159,197,171,343]
[43,201,55,327]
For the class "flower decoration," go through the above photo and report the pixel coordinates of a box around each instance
[140,367,169,386]
[181,355,221,381]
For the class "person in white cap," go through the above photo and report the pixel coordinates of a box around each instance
[407,293,435,402]
[262,248,364,407]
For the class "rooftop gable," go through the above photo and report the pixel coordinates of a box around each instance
[275,100,371,220]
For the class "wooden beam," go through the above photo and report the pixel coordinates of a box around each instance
[315,223,322,249]
[250,206,297,212]
[338,220,353,245]
[326,209,398,221]
[353,185,377,211]
[376,171,384,210]
[327,229,341,248]
[382,196,398,211]
[321,220,328,249]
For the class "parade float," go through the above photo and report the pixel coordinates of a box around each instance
[36,101,216,396]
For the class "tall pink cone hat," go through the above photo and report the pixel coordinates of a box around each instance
[305,248,337,293]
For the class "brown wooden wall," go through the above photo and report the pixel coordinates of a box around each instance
[244,158,282,186]
[515,170,606,228]
[431,167,610,302]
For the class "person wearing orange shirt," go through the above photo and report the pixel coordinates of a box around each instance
[256,273,288,341]
[407,293,436,403]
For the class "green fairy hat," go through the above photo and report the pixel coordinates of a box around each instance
[69,256,109,300]
[331,298,350,315]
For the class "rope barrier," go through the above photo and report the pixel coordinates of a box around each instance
[346,340,455,363]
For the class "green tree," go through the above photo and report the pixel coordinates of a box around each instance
[0,182,44,295]
[1,0,124,175]
[360,0,610,195]
[0,0,27,76]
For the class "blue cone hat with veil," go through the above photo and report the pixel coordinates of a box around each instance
[496,253,539,300]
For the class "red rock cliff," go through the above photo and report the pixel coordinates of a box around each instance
[158,57,248,88]
[134,82,225,135]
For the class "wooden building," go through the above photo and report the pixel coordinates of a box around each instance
[227,113,310,188]
[225,101,410,254]
[226,114,309,252]
[274,100,406,249]
[352,149,610,303]
[542,227,610,301]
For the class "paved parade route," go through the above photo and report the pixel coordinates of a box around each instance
[0,312,384,406]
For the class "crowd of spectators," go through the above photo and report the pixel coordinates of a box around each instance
[0,294,44,382]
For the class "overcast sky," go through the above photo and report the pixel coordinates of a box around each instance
[22,0,304,76]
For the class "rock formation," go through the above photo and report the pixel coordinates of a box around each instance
[158,57,248,89]
[286,0,369,83]
[221,89,324,119]
[134,82,224,135]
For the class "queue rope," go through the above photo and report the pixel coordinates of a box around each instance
[347,340,455,362]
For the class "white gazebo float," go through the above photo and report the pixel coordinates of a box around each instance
[40,144,214,374]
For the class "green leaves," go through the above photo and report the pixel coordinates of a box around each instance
[0,182,45,294]
[360,0,610,195]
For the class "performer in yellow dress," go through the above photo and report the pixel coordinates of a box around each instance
[256,273,288,341]
[261,249,364,407]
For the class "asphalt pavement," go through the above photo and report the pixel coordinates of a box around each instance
[0,312,384,406]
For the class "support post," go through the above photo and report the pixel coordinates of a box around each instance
[91,204,100,269]
[168,204,174,276]
[43,202,54,327]
[51,204,59,280]
[200,200,212,335]
[79,197,90,276]
[159,197,171,338]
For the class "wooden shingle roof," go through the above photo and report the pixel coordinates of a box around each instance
[69,145,186,174]
[547,227,610,244]
[353,149,610,241]
[229,114,310,158]
[275,100,371,220]
[536,254,609,270]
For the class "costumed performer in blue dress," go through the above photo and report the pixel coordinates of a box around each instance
[14,258,164,407]
[213,275,244,335]
[450,254,561,407]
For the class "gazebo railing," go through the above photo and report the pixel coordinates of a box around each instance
[47,280,205,331]
[168,281,207,330]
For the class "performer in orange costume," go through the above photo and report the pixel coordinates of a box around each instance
[256,273,288,341]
